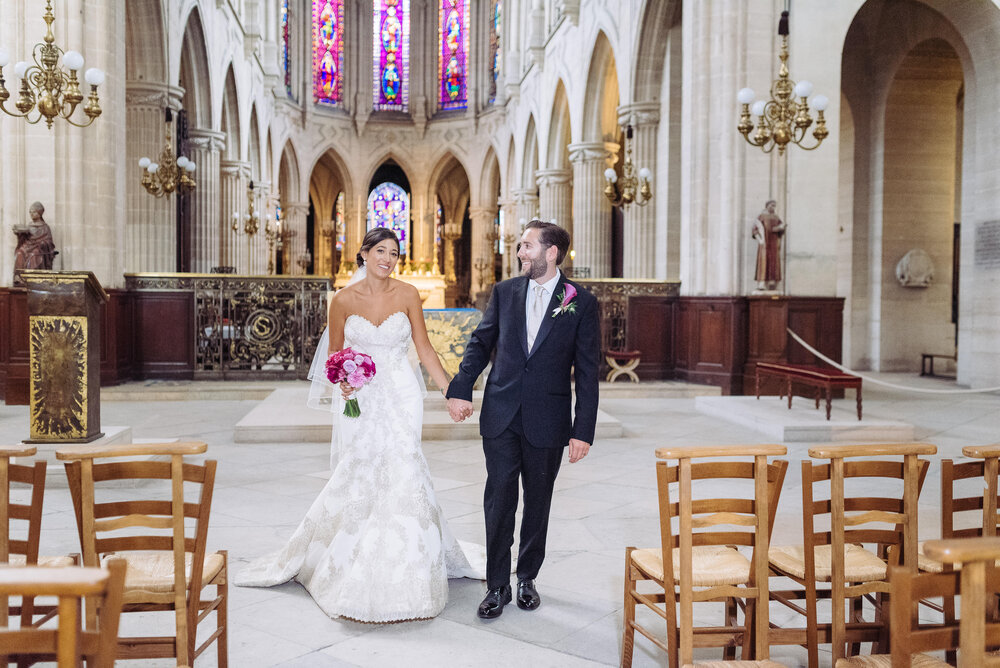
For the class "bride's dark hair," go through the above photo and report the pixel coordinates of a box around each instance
[356,227,400,266]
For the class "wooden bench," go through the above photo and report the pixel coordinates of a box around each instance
[920,352,956,378]
[755,362,862,420]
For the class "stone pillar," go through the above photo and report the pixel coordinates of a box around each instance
[343,198,363,271]
[248,181,270,275]
[513,188,539,228]
[468,206,496,295]
[618,102,660,278]
[535,168,572,229]
[125,82,183,273]
[220,160,250,271]
[499,199,519,279]
[187,129,225,272]
[568,141,617,278]
[284,202,310,275]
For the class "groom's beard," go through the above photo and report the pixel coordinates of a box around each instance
[522,256,549,280]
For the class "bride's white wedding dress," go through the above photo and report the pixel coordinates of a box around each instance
[237,311,480,622]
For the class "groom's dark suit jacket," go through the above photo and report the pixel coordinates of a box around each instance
[447,273,600,448]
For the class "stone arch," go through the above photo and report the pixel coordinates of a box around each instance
[177,6,211,129]
[430,153,472,303]
[631,0,680,103]
[582,30,621,142]
[220,65,241,161]
[278,140,301,207]
[479,146,501,211]
[522,115,539,191]
[125,0,167,83]
[546,79,572,170]
[308,147,354,275]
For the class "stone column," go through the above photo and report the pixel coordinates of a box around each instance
[618,102,660,278]
[125,82,183,273]
[499,199,519,279]
[513,188,539,228]
[568,141,617,278]
[248,181,270,275]
[187,129,225,272]
[284,202,310,275]
[220,160,250,271]
[343,198,363,272]
[535,168,572,229]
[468,206,497,295]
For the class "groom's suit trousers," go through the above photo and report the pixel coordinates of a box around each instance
[483,409,563,588]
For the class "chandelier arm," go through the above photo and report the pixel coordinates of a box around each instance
[0,99,30,119]
[63,115,97,128]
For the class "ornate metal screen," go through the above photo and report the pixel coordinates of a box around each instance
[126,274,330,379]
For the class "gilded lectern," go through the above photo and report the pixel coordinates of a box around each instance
[19,271,108,443]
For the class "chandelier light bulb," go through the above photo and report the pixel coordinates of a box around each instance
[639,167,652,181]
[148,163,159,174]
[186,162,196,172]
[811,94,829,111]
[176,156,189,168]
[84,68,104,86]
[751,100,767,117]
[737,87,756,105]
[793,80,813,98]
[138,157,151,169]
[604,167,617,183]
[0,48,10,68]
[13,61,29,79]
[62,50,84,71]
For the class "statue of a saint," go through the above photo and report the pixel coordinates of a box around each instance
[752,200,785,291]
[13,201,58,284]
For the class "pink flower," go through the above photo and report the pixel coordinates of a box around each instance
[346,369,366,387]
[562,283,577,306]
[343,359,357,374]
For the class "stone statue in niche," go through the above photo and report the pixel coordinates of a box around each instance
[752,199,785,291]
[13,201,58,284]
[895,248,935,287]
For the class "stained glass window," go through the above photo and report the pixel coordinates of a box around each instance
[366,183,410,254]
[438,0,469,110]
[312,0,344,106]
[373,0,410,111]
[282,0,292,98]
[488,0,501,104]
[335,192,345,251]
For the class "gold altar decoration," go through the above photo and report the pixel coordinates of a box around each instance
[139,109,196,197]
[422,309,485,389]
[0,0,104,128]
[736,9,829,154]
[603,126,652,208]
[21,271,108,443]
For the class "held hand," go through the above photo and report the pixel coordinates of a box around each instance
[339,380,354,400]
[568,438,590,463]
[447,398,474,423]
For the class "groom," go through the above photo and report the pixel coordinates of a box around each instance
[447,220,600,619]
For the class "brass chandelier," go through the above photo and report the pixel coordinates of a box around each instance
[0,0,104,128]
[736,10,828,154]
[138,109,196,197]
[603,126,652,208]
[232,181,261,236]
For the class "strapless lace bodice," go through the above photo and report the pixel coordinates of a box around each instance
[343,311,411,367]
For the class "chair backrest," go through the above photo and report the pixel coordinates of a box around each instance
[960,444,1000,537]
[654,444,789,666]
[0,560,126,668]
[940,457,992,542]
[885,563,962,666]
[0,445,45,565]
[922,536,1000,667]
[804,442,935,663]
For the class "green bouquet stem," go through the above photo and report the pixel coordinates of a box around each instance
[343,398,361,418]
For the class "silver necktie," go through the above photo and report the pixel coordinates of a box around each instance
[527,284,545,350]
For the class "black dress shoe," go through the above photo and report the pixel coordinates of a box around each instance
[477,584,512,619]
[516,579,540,610]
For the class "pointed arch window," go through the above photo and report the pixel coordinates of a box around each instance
[488,0,502,103]
[438,0,470,110]
[373,0,410,111]
[313,0,345,106]
[367,183,410,254]
[282,0,293,98]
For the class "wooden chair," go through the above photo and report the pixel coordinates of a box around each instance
[767,443,935,667]
[922,536,1000,666]
[0,560,126,668]
[621,444,789,668]
[2,445,76,632]
[58,441,228,667]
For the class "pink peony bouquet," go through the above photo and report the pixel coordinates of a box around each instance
[325,347,376,418]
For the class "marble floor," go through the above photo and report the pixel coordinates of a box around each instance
[1,373,998,667]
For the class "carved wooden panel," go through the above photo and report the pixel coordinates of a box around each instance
[134,292,195,379]
[627,296,676,379]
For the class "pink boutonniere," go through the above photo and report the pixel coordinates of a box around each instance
[551,283,578,317]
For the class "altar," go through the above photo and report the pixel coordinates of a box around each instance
[334,265,447,308]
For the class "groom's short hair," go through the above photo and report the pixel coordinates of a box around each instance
[525,220,571,265]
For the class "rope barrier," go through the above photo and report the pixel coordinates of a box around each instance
[785,328,1000,395]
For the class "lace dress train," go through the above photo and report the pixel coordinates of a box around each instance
[237,312,480,622]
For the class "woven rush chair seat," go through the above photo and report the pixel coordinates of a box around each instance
[102,551,227,601]
[686,661,788,667]
[6,553,77,567]
[768,544,887,582]
[835,653,949,667]
[631,546,751,586]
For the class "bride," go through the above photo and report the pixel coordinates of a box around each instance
[237,226,480,622]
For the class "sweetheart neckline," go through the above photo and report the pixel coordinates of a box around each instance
[347,311,408,329]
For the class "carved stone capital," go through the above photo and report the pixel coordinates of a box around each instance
[468,207,496,222]
[512,189,539,204]
[188,128,227,153]
[125,81,184,110]
[535,168,572,188]
[568,141,618,167]
[283,202,310,219]
[617,102,661,129]
[220,160,251,179]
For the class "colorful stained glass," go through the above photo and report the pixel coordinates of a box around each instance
[312,0,344,106]
[438,0,469,110]
[488,0,501,103]
[373,0,410,111]
[366,183,410,253]
[282,0,292,99]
